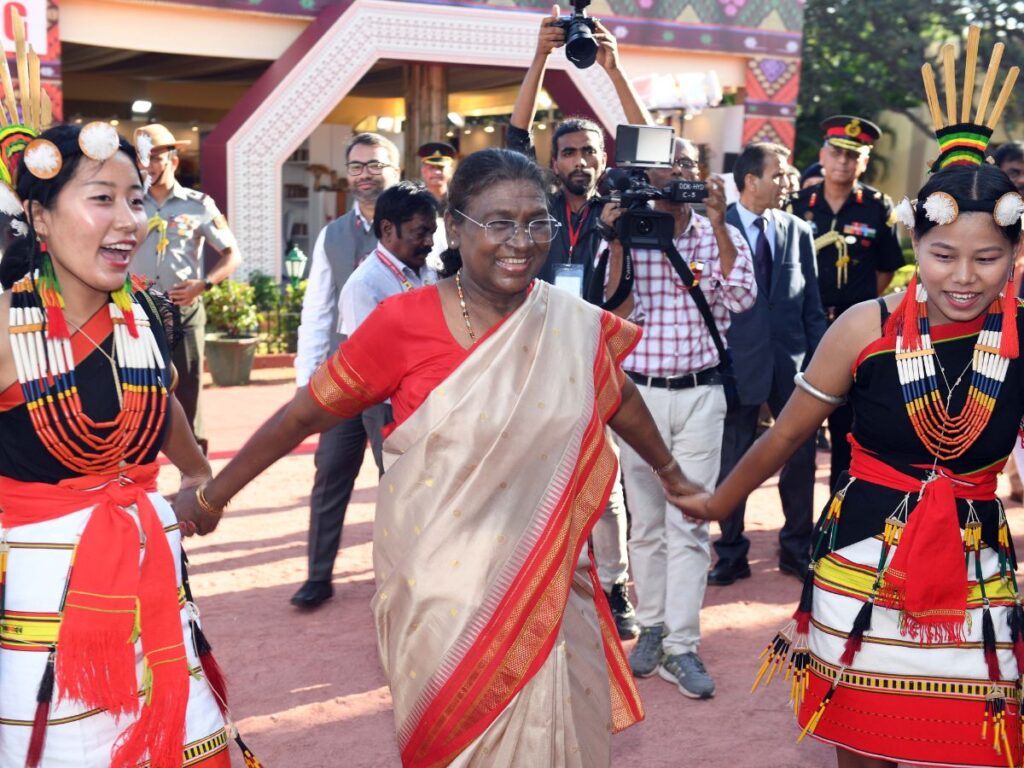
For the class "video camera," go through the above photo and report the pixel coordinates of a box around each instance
[552,0,599,69]
[601,124,707,249]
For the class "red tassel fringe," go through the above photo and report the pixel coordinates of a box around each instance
[793,609,811,635]
[111,652,189,768]
[1000,273,1019,359]
[888,272,924,350]
[44,304,69,340]
[25,700,50,768]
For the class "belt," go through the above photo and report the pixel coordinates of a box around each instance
[626,368,722,390]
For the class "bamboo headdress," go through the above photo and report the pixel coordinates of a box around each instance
[894,26,1024,230]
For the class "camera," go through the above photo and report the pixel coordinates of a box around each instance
[552,0,599,69]
[601,125,707,248]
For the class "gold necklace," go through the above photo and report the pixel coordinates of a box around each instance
[454,270,476,343]
[67,318,123,409]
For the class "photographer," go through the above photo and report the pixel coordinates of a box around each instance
[600,137,755,699]
[503,4,652,641]
[507,4,650,287]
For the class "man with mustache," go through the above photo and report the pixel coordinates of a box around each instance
[504,5,652,641]
[338,181,438,468]
[293,132,401,609]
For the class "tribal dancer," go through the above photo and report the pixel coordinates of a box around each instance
[677,28,1024,768]
[0,16,258,766]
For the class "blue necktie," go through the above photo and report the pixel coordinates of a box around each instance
[754,216,772,295]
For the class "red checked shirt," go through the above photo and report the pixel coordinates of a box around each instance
[620,211,756,377]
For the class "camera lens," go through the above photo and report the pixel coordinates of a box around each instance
[565,20,598,69]
[635,217,654,236]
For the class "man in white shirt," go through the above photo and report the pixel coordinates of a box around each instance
[339,181,438,469]
[292,133,401,609]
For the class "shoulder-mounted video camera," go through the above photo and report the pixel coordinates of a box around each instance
[599,124,707,248]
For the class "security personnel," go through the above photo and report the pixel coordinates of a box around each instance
[788,115,904,489]
[133,124,242,454]
[417,141,457,204]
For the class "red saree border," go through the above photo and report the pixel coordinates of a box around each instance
[398,310,642,768]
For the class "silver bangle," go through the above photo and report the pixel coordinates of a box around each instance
[793,372,846,406]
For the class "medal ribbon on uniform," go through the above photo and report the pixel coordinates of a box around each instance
[147,213,169,258]
[376,250,415,292]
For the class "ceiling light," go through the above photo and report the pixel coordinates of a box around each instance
[376,116,395,132]
[445,130,455,138]
[448,112,465,128]
[536,122,547,131]
[109,118,119,126]
[483,125,495,134]
[463,128,472,135]
[131,100,152,114]
[192,125,199,132]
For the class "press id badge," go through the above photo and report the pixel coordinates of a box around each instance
[553,263,585,298]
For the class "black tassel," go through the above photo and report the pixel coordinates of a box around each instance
[1009,603,1024,673]
[235,732,264,768]
[840,599,873,666]
[983,607,1000,682]
[26,650,55,767]
[793,565,815,634]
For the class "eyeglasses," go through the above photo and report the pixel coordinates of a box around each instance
[346,161,392,176]
[673,158,699,170]
[453,209,562,245]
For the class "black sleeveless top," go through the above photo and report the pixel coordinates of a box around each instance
[0,290,176,484]
[825,300,1024,555]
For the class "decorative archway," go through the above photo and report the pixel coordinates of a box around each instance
[203,0,630,277]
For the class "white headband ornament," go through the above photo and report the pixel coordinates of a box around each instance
[922,192,958,226]
[0,182,22,217]
[994,192,1024,227]
[894,197,916,229]
[78,121,120,162]
[136,132,153,167]
[23,139,61,180]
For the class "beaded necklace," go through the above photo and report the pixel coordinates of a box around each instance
[7,258,168,474]
[894,282,1009,461]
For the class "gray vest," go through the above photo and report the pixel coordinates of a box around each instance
[322,208,378,345]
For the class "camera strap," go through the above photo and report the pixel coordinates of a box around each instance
[660,240,730,368]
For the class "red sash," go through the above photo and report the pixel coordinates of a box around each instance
[0,465,188,768]
[849,439,998,643]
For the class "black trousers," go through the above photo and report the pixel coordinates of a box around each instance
[305,405,391,583]
[713,387,816,565]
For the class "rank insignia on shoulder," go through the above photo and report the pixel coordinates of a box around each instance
[213,215,229,230]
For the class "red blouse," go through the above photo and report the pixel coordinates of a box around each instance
[309,284,513,430]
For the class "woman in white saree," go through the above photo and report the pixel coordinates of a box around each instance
[176,149,700,767]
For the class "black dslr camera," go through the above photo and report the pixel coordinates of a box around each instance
[552,0,599,69]
[601,124,707,248]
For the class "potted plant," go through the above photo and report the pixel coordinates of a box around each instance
[204,279,260,386]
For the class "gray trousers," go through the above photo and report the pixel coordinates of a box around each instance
[306,403,391,583]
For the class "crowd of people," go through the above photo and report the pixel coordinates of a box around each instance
[2,5,1024,768]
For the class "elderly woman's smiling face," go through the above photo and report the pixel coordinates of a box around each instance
[449,178,550,298]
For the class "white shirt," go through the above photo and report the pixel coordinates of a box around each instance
[734,200,776,257]
[294,207,374,387]
[339,242,437,335]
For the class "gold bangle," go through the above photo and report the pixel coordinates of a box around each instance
[653,457,678,477]
[195,482,224,516]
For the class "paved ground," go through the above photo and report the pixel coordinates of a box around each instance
[166,371,1024,768]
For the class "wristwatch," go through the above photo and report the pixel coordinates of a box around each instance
[203,280,214,291]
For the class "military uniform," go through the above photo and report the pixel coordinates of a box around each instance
[134,181,238,449]
[792,115,906,489]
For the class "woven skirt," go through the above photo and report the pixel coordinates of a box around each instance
[792,535,1022,767]
[0,492,229,768]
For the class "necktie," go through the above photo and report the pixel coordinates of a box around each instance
[754,216,772,295]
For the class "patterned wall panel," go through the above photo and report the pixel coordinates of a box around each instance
[742,54,799,149]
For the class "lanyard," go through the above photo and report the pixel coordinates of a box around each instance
[565,199,590,259]
[376,250,415,292]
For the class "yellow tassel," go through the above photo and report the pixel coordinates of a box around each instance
[129,597,142,644]
[751,627,791,693]
[797,702,827,743]
[883,517,905,547]
[141,659,153,706]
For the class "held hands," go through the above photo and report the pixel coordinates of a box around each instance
[656,463,711,523]
[168,278,206,307]
[173,483,223,537]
